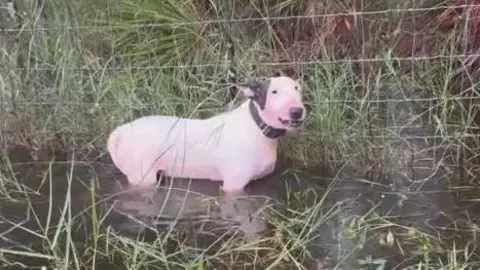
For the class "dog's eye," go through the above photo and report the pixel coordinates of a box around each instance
[295,86,299,91]
[272,90,278,94]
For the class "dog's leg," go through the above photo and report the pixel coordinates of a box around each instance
[219,187,246,220]
[125,165,157,187]
[220,181,266,237]
[218,174,248,218]
[131,157,163,187]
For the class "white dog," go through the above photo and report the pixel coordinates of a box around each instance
[107,76,306,198]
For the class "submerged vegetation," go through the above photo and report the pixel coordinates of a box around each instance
[0,0,479,269]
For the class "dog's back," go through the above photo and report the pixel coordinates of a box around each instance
[107,114,229,185]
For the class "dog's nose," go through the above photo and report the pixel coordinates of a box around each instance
[289,107,304,120]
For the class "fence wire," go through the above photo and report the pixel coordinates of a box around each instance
[0,4,479,32]
[1,4,479,160]
[1,54,480,71]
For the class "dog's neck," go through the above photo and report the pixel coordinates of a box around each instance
[248,100,286,139]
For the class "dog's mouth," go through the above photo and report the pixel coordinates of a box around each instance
[278,117,303,128]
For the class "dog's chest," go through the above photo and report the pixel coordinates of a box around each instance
[252,158,276,180]
[250,142,277,180]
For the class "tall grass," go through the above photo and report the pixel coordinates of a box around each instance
[0,0,479,269]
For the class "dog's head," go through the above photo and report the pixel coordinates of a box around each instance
[237,76,306,131]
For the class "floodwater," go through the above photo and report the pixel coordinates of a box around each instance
[0,145,325,269]
[0,139,479,269]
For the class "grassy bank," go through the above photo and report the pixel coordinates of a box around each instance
[0,0,479,269]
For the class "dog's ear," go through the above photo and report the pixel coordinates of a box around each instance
[236,82,259,98]
[294,74,306,94]
[294,79,302,93]
[293,74,306,83]
[236,80,270,98]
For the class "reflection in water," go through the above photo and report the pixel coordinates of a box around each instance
[0,147,316,251]
[0,144,479,269]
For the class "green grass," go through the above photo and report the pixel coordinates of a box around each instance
[0,0,479,269]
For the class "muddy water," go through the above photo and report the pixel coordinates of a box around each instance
[0,145,325,268]
[0,143,479,269]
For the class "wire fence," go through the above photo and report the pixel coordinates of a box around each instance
[2,53,480,71]
[1,3,480,164]
[0,4,479,32]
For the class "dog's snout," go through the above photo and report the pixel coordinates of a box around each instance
[289,107,304,120]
